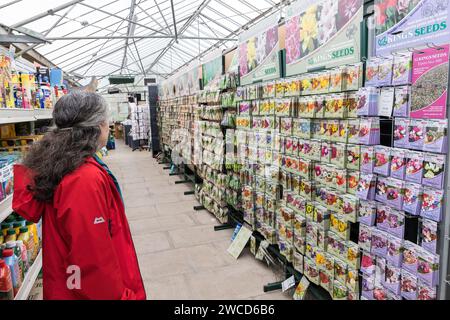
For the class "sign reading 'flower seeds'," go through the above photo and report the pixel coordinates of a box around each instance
[411,45,449,119]
[238,15,280,85]
[284,0,363,76]
[375,0,450,56]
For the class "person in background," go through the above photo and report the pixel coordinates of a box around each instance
[12,92,146,300]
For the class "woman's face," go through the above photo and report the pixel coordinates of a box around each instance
[98,121,109,148]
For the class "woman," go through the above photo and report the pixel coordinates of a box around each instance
[12,92,146,300]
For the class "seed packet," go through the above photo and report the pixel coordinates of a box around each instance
[374,146,391,176]
[378,87,395,117]
[293,251,304,274]
[347,119,360,144]
[422,153,445,189]
[393,85,411,117]
[346,93,358,118]
[300,180,316,201]
[285,137,294,155]
[295,118,312,139]
[318,71,331,94]
[317,227,329,251]
[361,146,375,174]
[386,235,403,267]
[280,117,293,135]
[330,212,350,240]
[362,273,375,300]
[346,241,360,270]
[394,118,409,148]
[390,148,406,180]
[375,257,386,287]
[236,115,251,129]
[359,117,380,145]
[422,218,438,254]
[334,258,348,285]
[417,281,437,300]
[417,248,440,287]
[365,58,380,86]
[346,144,360,170]
[421,187,444,222]
[386,207,405,238]
[314,205,330,230]
[279,240,294,262]
[408,119,425,150]
[305,256,320,285]
[401,269,418,300]
[403,182,422,216]
[384,263,401,295]
[239,101,251,114]
[333,280,348,300]
[347,170,360,195]
[392,53,413,85]
[316,95,326,119]
[319,268,333,293]
[357,87,379,116]
[328,119,340,142]
[344,63,363,91]
[403,241,420,275]
[371,229,388,257]
[330,143,347,168]
[275,80,285,98]
[285,78,301,97]
[378,57,394,86]
[334,168,348,193]
[361,250,376,275]
[340,194,358,223]
[376,176,388,204]
[329,68,344,92]
[386,178,404,211]
[304,96,317,118]
[275,98,291,117]
[321,142,331,163]
[423,119,448,154]
[309,139,322,161]
[405,151,424,184]
[359,200,377,226]
[331,94,347,119]
[337,120,348,143]
[306,222,319,247]
[262,81,276,98]
[356,173,376,201]
[376,204,390,232]
[298,159,312,180]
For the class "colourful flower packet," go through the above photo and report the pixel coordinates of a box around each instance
[321,142,331,163]
[236,86,246,101]
[386,206,405,238]
[423,119,448,154]
[377,57,394,86]
[417,281,437,300]
[239,101,251,114]
[422,153,445,189]
[390,148,407,180]
[393,85,411,117]
[337,120,349,144]
[346,268,359,294]
[405,151,424,184]
[421,187,444,222]
[392,53,412,85]
[375,175,388,204]
[275,98,292,117]
[386,234,403,267]
[357,87,379,116]
[403,182,423,216]
[362,273,375,300]
[374,146,391,176]
[347,170,360,195]
[334,257,348,285]
[376,203,391,232]
[403,241,420,275]
[346,144,361,170]
[280,117,293,136]
[304,96,318,118]
[358,224,373,252]
[344,63,363,91]
[275,80,285,98]
[333,280,348,300]
[330,142,347,169]
[356,173,376,201]
[417,248,440,287]
[294,118,312,139]
[361,250,376,276]
[394,118,409,148]
[365,58,380,86]
[401,269,418,300]
[340,194,359,223]
[262,81,276,98]
[422,218,438,254]
[346,241,360,270]
[347,119,360,144]
[408,119,425,150]
[304,257,320,285]
[371,229,389,257]
[361,145,375,174]
[359,117,380,145]
[329,68,344,93]
[359,200,377,226]
[346,93,359,118]
[384,263,401,295]
[386,178,405,211]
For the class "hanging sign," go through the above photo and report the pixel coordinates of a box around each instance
[239,14,281,85]
[411,44,449,119]
[202,51,223,90]
[50,68,63,87]
[284,0,363,77]
[187,64,201,94]
[375,0,450,56]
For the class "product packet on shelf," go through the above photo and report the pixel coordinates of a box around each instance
[346,144,361,170]
[393,118,409,148]
[321,142,332,163]
[337,119,349,143]
[356,173,376,201]
[361,146,375,174]
[347,170,360,195]
[328,119,340,142]
[334,257,348,286]
[423,119,448,154]
[263,81,276,99]
[346,241,360,270]
[421,218,438,254]
[401,269,418,300]
[304,96,318,118]
[403,241,420,275]
[385,207,405,238]
[417,248,440,287]
[304,257,320,285]
[361,250,376,276]
[384,263,402,295]
[344,63,363,91]
[403,182,422,216]
[347,119,360,144]
[334,168,348,193]
[330,143,347,168]
[421,187,444,222]
[417,281,437,300]
[422,153,446,190]
[374,146,391,176]
[375,257,386,287]
[365,58,380,86]
[390,148,407,180]
[405,151,424,184]
[330,212,350,241]
[275,80,285,98]
[319,267,333,293]
[362,273,376,300]
[378,87,395,117]
[392,53,413,85]
[376,203,390,232]
[357,87,379,116]
[386,178,405,211]
[378,57,394,86]
[340,194,358,223]
[293,251,304,274]
[393,85,411,117]
[371,229,388,258]
[329,68,344,93]
[386,234,403,267]
[359,200,377,226]
[408,119,425,150]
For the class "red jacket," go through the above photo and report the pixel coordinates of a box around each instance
[12,157,146,300]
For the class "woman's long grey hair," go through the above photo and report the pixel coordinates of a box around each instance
[23,91,108,202]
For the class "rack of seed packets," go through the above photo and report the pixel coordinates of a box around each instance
[356,51,447,300]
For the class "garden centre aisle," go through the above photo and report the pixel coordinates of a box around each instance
[104,141,289,300]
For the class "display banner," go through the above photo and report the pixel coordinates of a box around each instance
[411,44,449,119]
[239,14,280,85]
[375,0,450,55]
[187,64,201,94]
[225,48,239,73]
[285,0,363,76]
[202,51,223,90]
[175,71,189,97]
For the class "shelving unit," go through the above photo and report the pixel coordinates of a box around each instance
[14,250,43,300]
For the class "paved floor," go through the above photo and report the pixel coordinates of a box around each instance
[104,141,290,300]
